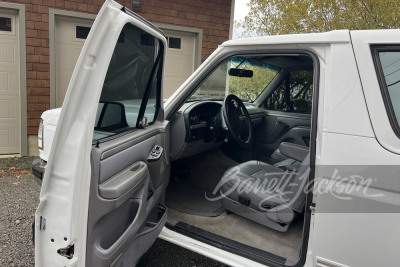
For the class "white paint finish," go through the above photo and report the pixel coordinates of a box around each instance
[350,30,400,155]
[313,213,400,267]
[310,132,400,267]
[163,29,195,98]
[35,1,167,266]
[39,108,61,161]
[222,29,351,47]
[55,16,93,107]
[0,9,19,154]
[322,41,374,138]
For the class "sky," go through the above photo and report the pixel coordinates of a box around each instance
[233,0,251,39]
[234,0,251,22]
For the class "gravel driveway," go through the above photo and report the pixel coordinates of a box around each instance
[0,157,226,267]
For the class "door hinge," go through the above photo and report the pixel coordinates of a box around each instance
[139,117,149,128]
[57,244,74,259]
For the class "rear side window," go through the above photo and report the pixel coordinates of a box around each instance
[372,46,400,136]
[265,69,313,113]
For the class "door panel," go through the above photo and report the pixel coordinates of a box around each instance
[87,122,169,266]
[254,110,310,163]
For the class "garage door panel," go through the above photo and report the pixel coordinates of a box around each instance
[0,71,18,95]
[0,41,16,65]
[163,30,196,98]
[165,57,184,75]
[0,124,18,152]
[55,16,93,107]
[0,11,19,154]
[57,44,85,69]
[56,17,91,44]
[0,99,17,119]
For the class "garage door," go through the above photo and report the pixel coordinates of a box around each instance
[163,30,196,98]
[55,16,93,107]
[55,19,196,104]
[0,10,20,155]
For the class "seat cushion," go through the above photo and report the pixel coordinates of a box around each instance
[219,160,297,212]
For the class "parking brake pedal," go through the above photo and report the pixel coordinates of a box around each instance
[148,145,163,162]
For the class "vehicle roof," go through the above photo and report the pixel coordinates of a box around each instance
[221,30,354,47]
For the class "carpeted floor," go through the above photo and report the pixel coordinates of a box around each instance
[166,148,303,263]
[166,179,225,217]
[166,148,239,217]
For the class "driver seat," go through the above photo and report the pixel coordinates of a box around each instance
[219,143,310,232]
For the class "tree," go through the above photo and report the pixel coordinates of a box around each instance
[237,0,400,36]
[229,62,278,101]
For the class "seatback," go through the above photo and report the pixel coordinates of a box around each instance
[286,153,310,212]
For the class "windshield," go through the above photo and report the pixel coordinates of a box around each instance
[188,56,280,102]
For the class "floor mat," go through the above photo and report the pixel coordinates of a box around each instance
[166,180,225,217]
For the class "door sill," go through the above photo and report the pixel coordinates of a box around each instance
[165,221,292,267]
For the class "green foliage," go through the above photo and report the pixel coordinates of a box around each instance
[238,0,400,36]
[229,63,278,101]
[265,70,313,112]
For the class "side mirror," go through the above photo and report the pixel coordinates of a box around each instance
[95,102,128,131]
[228,68,253,78]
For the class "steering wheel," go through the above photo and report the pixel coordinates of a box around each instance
[222,94,252,147]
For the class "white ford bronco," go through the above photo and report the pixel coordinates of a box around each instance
[34,1,400,266]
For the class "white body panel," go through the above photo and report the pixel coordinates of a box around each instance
[351,30,400,155]
[55,16,93,108]
[39,108,60,161]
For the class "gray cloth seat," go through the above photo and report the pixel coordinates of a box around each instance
[219,153,310,232]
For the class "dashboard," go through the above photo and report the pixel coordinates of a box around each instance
[185,102,222,143]
[169,101,265,161]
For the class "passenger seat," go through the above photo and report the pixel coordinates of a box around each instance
[219,142,310,232]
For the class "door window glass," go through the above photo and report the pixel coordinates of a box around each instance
[372,46,400,136]
[93,23,163,141]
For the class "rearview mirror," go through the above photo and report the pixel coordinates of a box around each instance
[228,68,253,78]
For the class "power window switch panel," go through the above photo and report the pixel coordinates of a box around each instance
[148,145,163,162]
